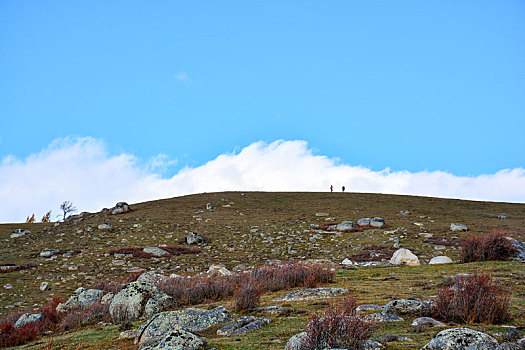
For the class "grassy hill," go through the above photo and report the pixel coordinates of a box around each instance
[1,192,524,349]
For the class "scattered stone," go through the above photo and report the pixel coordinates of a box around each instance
[255,305,287,316]
[357,218,372,226]
[133,223,143,229]
[207,265,232,276]
[422,328,499,349]
[217,316,270,336]
[137,271,166,285]
[356,304,383,314]
[341,258,354,266]
[40,249,60,258]
[383,299,431,316]
[370,217,386,228]
[135,306,233,345]
[10,229,31,238]
[389,248,420,266]
[362,339,385,349]
[315,212,329,217]
[498,213,508,219]
[112,202,131,215]
[186,232,205,245]
[139,328,204,350]
[360,313,404,322]
[411,317,446,327]
[98,223,112,230]
[39,282,51,291]
[377,333,413,343]
[450,223,468,232]
[272,287,348,302]
[330,221,356,231]
[429,256,453,265]
[419,232,433,238]
[143,247,169,257]
[398,210,410,215]
[285,332,308,350]
[119,329,137,340]
[507,237,525,263]
[57,287,103,312]
[206,203,213,210]
[3,284,13,289]
[110,281,172,321]
[14,313,43,328]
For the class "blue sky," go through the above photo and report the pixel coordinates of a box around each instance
[1,1,525,221]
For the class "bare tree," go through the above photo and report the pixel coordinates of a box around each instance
[59,201,77,221]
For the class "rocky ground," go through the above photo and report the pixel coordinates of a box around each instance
[0,191,524,349]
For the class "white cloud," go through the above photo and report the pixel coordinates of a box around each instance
[1,137,524,222]
[174,72,189,82]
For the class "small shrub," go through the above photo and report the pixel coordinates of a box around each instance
[460,231,517,262]
[93,271,141,294]
[26,214,35,223]
[302,296,375,350]
[234,278,264,312]
[433,271,511,324]
[60,302,110,332]
[41,211,52,223]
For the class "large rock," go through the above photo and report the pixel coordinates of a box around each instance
[285,332,308,350]
[186,232,205,245]
[217,316,270,336]
[360,313,404,322]
[331,221,356,231]
[135,306,233,345]
[507,237,525,263]
[57,287,103,312]
[429,256,453,265]
[422,328,499,349]
[450,223,468,232]
[357,218,372,226]
[383,299,431,316]
[411,317,446,327]
[14,313,43,328]
[110,281,172,321]
[112,202,131,215]
[143,247,169,257]
[40,249,60,258]
[139,329,204,350]
[389,248,420,266]
[11,229,31,238]
[370,217,386,228]
[207,264,232,276]
[272,287,348,302]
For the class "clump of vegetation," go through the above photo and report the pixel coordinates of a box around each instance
[460,231,517,262]
[41,210,52,223]
[59,303,110,332]
[158,261,335,308]
[234,277,264,312]
[59,200,76,221]
[0,296,63,348]
[108,245,201,258]
[92,270,142,294]
[25,214,35,223]
[301,296,376,350]
[433,271,511,324]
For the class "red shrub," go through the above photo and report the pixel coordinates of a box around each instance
[460,231,517,262]
[302,296,375,350]
[60,302,110,332]
[433,271,511,324]
[234,278,264,312]
[93,270,142,294]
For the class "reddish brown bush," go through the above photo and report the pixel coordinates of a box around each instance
[433,271,511,324]
[460,231,517,262]
[108,245,200,258]
[93,271,142,294]
[234,278,264,312]
[59,302,110,331]
[302,296,375,350]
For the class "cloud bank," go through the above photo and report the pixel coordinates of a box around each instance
[1,137,524,222]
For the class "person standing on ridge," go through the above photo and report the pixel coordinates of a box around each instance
[330,185,333,192]
[342,186,345,192]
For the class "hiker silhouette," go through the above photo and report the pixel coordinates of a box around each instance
[342,186,345,192]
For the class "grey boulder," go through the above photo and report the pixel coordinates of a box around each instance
[110,281,172,321]
[370,217,386,228]
[40,249,60,258]
[422,328,499,350]
[14,313,43,328]
[285,332,308,350]
[143,247,169,257]
[139,329,204,350]
[383,299,431,316]
[450,223,468,232]
[135,306,233,345]
[331,221,356,231]
[272,287,348,302]
[11,229,31,238]
[186,232,205,245]
[57,287,103,312]
[360,313,404,322]
[411,317,446,327]
[357,218,372,226]
[112,202,131,215]
[217,316,270,336]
